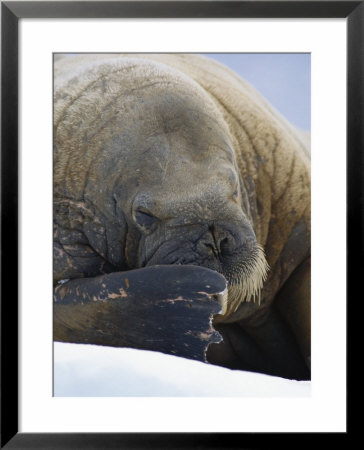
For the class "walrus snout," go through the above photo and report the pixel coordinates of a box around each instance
[140,219,258,276]
[139,219,268,318]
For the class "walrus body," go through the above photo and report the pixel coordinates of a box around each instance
[54,54,310,380]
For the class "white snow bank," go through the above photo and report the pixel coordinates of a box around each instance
[54,342,310,397]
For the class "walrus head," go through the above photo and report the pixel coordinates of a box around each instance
[105,60,269,320]
[57,58,269,321]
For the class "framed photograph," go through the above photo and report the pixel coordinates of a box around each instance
[2,1,359,447]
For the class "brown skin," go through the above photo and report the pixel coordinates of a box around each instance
[54,55,310,380]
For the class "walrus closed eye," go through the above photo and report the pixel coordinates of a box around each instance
[54,54,311,381]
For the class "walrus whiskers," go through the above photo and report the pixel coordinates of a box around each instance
[224,244,269,315]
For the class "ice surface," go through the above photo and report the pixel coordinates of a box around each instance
[54,342,310,397]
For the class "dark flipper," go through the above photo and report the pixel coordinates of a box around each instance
[54,265,227,362]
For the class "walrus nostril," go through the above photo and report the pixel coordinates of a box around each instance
[219,237,230,254]
[204,225,232,258]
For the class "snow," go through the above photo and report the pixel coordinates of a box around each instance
[54,342,310,397]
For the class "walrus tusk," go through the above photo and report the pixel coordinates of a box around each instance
[213,287,228,316]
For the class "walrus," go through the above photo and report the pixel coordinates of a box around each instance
[54,54,310,380]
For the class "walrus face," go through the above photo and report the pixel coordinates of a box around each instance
[109,65,269,319]
[117,106,268,318]
[129,173,268,318]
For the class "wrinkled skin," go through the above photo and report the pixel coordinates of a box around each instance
[54,54,310,380]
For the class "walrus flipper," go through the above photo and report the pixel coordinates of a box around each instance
[54,265,227,362]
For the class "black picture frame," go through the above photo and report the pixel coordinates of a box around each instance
[1,1,359,448]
